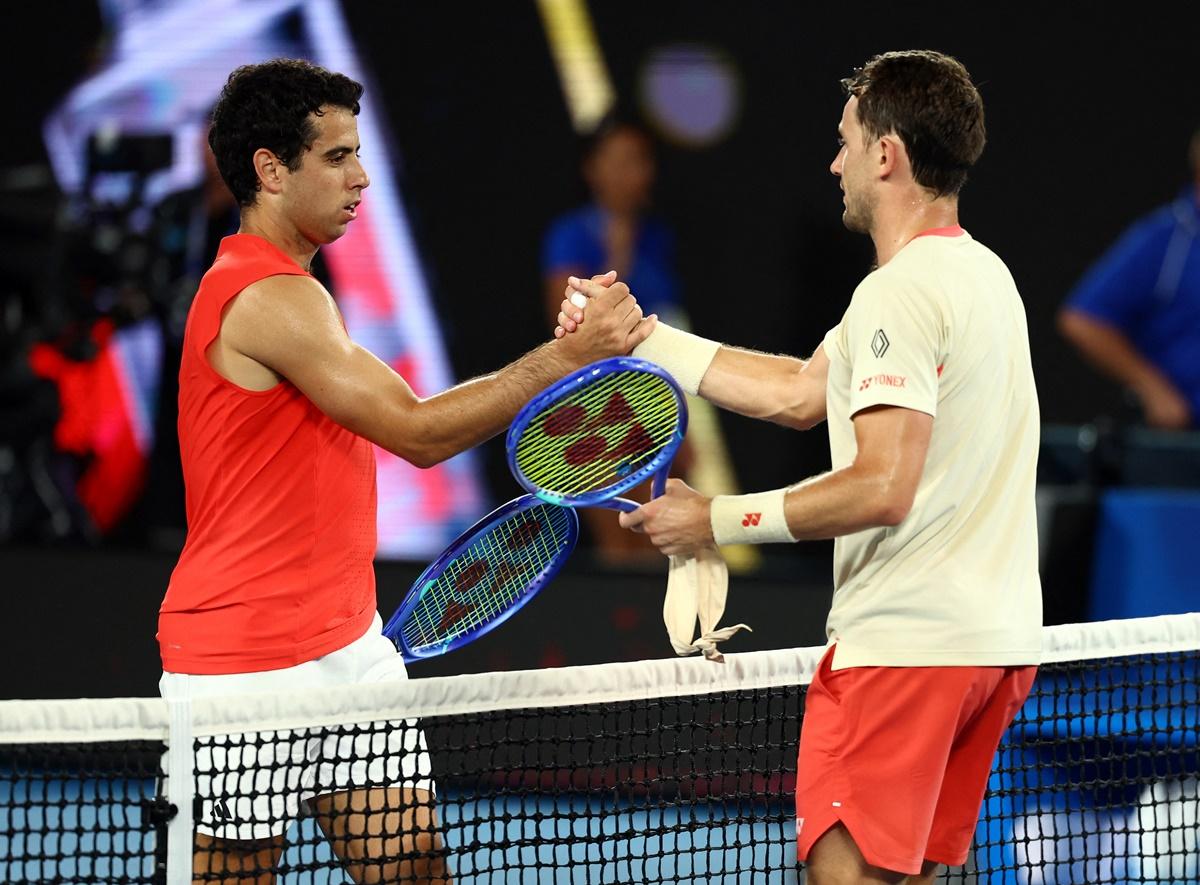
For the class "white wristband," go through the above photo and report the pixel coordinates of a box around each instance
[631,322,721,395]
[710,489,795,545]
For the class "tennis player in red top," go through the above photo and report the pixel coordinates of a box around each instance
[157,59,653,883]
[560,51,1041,883]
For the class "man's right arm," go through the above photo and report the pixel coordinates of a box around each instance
[1058,215,1192,429]
[222,274,654,467]
[559,279,828,431]
[695,344,828,431]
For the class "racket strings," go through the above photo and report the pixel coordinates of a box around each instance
[401,504,574,653]
[514,372,680,497]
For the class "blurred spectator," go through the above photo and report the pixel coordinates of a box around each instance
[1058,127,1200,430]
[542,114,681,326]
[541,114,685,564]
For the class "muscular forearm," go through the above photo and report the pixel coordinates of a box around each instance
[781,464,911,540]
[333,340,574,468]
[410,343,574,465]
[626,467,901,556]
[632,323,827,430]
[699,347,826,430]
[727,405,928,542]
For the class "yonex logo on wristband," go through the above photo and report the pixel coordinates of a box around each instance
[712,490,794,545]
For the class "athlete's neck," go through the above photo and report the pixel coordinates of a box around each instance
[237,209,319,272]
[869,193,960,266]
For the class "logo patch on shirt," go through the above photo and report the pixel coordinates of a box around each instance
[858,374,907,391]
[871,329,890,358]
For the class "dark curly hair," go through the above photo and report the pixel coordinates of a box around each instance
[209,59,364,207]
[841,50,985,198]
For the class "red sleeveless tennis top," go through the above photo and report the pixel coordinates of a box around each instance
[158,234,377,674]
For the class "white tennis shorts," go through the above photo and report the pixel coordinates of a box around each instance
[159,613,435,841]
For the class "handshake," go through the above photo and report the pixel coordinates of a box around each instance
[545,271,658,370]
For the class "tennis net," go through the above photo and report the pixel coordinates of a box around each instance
[2,612,1199,883]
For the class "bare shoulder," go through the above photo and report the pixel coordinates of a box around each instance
[224,275,340,343]
[234,273,336,321]
[222,274,348,372]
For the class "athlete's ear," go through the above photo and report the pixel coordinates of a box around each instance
[876,133,906,181]
[253,148,285,196]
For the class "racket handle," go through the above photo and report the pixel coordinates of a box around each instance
[652,467,669,500]
[569,291,588,310]
[595,497,639,513]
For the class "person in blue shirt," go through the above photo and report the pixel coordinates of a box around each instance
[542,115,688,563]
[1058,128,1200,430]
[542,115,681,328]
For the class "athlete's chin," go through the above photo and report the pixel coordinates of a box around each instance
[841,210,870,235]
[311,225,348,246]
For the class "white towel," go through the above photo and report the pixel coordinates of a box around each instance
[662,547,751,663]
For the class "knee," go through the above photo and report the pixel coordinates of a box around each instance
[805,823,906,885]
[404,828,449,881]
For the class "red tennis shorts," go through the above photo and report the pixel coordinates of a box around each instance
[795,645,1036,874]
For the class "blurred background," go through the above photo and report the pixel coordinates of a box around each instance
[2,0,1198,698]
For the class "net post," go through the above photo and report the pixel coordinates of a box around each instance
[165,696,195,885]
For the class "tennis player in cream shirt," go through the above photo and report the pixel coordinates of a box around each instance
[820,223,1041,671]
[559,49,1041,885]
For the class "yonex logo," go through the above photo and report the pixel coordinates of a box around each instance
[871,329,889,358]
[439,600,473,633]
[541,391,660,471]
[858,374,907,391]
[742,513,762,527]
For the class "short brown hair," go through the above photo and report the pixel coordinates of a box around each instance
[841,50,985,198]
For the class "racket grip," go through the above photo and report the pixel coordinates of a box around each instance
[569,291,588,310]
[597,497,640,513]
[652,468,669,500]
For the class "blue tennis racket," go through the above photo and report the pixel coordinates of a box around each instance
[506,357,688,513]
[383,495,579,660]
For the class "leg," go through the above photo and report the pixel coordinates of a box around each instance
[192,832,286,885]
[311,787,450,884]
[924,667,1039,872]
[806,824,907,885]
[797,655,989,879]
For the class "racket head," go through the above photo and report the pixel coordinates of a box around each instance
[506,357,688,508]
[383,495,579,661]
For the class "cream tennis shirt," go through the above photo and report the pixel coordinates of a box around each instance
[821,229,1042,669]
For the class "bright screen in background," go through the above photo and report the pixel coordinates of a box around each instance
[43,0,485,558]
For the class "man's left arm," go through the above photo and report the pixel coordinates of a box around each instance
[620,404,933,555]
